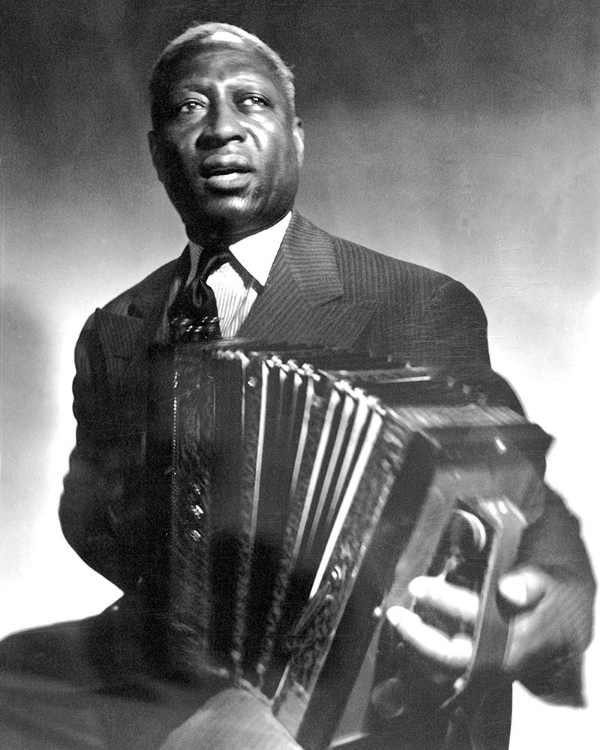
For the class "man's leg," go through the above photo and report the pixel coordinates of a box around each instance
[0,601,215,750]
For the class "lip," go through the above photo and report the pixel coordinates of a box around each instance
[200,154,253,178]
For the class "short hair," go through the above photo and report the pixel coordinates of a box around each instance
[149,22,296,129]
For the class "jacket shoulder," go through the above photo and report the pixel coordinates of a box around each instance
[296,213,450,278]
[298,215,458,303]
[294,216,489,366]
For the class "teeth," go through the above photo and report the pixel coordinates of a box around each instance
[206,168,241,177]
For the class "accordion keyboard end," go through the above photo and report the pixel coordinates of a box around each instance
[273,681,310,737]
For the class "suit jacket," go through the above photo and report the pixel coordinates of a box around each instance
[59,212,504,585]
[58,212,594,744]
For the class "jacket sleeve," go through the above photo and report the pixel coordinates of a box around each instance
[510,486,596,704]
[59,315,147,593]
[419,279,493,370]
[421,279,596,705]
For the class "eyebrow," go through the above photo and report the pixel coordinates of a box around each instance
[168,77,282,102]
[173,72,277,86]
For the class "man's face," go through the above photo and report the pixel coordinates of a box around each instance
[149,42,304,243]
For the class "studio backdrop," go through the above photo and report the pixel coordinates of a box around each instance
[1,2,598,748]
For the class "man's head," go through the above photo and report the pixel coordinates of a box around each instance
[148,23,304,244]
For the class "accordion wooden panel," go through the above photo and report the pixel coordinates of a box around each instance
[144,344,552,750]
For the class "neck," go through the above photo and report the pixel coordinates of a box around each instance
[185,210,292,247]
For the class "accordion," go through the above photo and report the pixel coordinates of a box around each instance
[144,344,551,750]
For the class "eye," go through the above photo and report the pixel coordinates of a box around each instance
[176,99,206,115]
[238,94,270,111]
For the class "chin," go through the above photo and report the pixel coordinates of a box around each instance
[186,196,267,239]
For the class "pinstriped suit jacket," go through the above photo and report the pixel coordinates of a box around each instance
[59,211,592,711]
[60,211,495,587]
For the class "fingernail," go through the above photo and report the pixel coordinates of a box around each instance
[408,577,428,598]
[499,575,528,606]
[386,606,417,629]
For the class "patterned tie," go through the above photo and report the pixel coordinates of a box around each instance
[169,246,230,344]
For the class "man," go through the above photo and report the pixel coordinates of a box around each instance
[1,22,594,750]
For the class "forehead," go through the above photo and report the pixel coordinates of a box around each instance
[162,42,284,93]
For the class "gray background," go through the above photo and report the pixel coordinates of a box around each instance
[1,1,598,746]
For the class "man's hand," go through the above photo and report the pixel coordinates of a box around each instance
[386,565,591,698]
[386,576,477,675]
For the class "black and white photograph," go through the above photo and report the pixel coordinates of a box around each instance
[1,2,598,749]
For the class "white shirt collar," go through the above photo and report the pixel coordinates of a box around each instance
[188,211,292,286]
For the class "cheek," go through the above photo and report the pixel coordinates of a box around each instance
[258,127,298,176]
[162,129,198,159]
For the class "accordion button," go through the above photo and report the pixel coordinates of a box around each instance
[494,436,508,454]
[371,677,408,719]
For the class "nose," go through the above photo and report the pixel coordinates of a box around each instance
[197,101,244,149]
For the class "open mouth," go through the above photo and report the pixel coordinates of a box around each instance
[202,170,253,192]
[201,166,250,178]
[200,155,252,179]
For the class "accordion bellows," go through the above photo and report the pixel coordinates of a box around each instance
[144,344,551,749]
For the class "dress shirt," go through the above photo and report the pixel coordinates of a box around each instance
[187,212,292,338]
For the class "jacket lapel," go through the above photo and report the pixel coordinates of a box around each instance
[94,258,180,395]
[239,212,376,350]
[94,212,377,382]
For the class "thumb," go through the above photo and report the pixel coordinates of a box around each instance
[498,566,547,611]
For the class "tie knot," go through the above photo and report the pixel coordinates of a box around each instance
[197,246,231,282]
[169,245,230,344]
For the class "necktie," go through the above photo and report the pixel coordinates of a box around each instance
[169,247,230,344]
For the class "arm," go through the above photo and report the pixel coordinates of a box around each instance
[59,316,146,592]
[418,279,493,371]
[387,280,595,705]
[500,487,595,703]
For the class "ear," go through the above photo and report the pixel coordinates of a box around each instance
[293,117,305,169]
[148,130,166,184]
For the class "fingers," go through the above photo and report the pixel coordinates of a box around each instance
[498,567,570,679]
[408,576,480,624]
[385,568,554,684]
[385,577,479,675]
[385,568,557,687]
[498,566,548,611]
[387,606,473,671]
